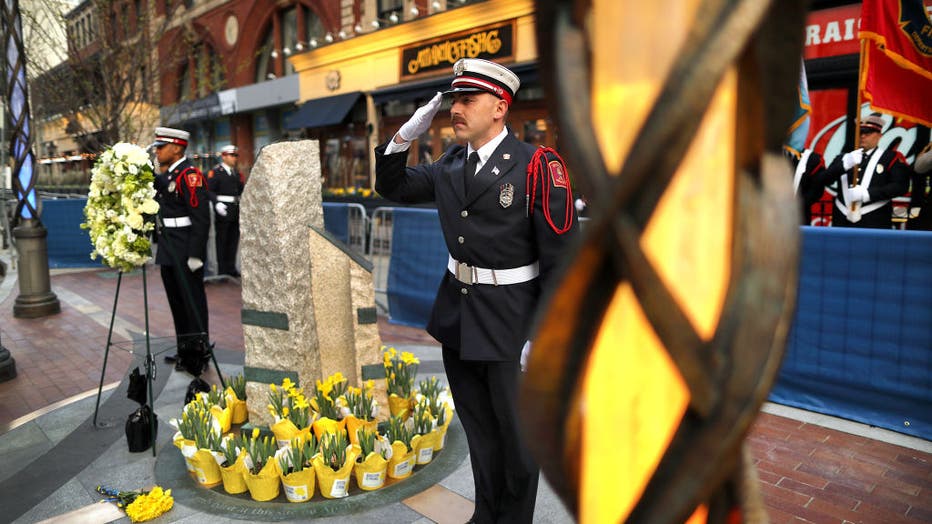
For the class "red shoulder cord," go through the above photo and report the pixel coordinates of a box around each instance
[178,167,202,208]
[526,146,574,234]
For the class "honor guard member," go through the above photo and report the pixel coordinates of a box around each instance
[908,142,931,231]
[151,127,212,375]
[207,144,244,278]
[789,148,828,225]
[822,112,910,229]
[375,58,579,523]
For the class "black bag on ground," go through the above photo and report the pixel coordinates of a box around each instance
[125,405,158,452]
[184,377,211,405]
[126,367,148,405]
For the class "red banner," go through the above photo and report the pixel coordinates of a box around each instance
[859,0,932,126]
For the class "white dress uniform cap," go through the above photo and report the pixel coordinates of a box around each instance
[220,145,239,155]
[444,58,521,105]
[860,112,885,133]
[152,127,190,147]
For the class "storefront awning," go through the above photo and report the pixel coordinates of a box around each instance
[370,62,539,105]
[284,92,363,130]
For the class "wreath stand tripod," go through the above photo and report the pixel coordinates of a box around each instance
[92,264,225,457]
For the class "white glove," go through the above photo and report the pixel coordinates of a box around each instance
[842,148,863,171]
[848,185,870,203]
[574,198,587,212]
[186,257,204,272]
[397,92,443,142]
[215,202,228,217]
[910,207,921,219]
[520,341,531,372]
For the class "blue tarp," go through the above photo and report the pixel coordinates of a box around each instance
[43,198,98,268]
[770,227,932,439]
[322,203,350,245]
[386,208,447,328]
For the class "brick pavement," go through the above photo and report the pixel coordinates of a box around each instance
[0,267,929,522]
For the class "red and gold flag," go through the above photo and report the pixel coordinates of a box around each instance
[859,0,932,126]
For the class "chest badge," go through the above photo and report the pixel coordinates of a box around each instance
[491,166,500,176]
[503,153,511,160]
[500,183,514,208]
[876,164,884,174]
[167,181,176,193]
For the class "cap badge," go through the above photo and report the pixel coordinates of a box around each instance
[500,183,514,208]
[454,60,466,75]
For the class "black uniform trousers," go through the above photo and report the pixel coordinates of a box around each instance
[442,346,538,524]
[160,263,208,346]
[214,207,240,276]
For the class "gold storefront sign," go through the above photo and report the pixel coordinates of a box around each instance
[400,20,516,80]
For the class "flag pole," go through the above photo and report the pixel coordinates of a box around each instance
[852,38,866,187]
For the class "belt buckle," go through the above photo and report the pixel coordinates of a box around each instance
[456,262,473,285]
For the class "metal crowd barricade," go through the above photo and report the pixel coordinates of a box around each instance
[344,202,368,254]
[368,207,393,313]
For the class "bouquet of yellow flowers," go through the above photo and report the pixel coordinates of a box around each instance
[97,485,173,523]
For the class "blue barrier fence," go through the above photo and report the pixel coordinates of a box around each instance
[38,200,932,438]
[770,227,932,440]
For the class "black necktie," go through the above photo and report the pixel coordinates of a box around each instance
[464,151,479,193]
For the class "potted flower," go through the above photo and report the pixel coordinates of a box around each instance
[352,428,390,491]
[225,374,248,424]
[312,431,359,498]
[218,433,248,494]
[410,399,443,466]
[277,436,319,502]
[385,415,416,480]
[173,402,224,487]
[268,380,312,447]
[418,376,455,450]
[340,380,379,446]
[242,428,281,501]
[384,347,419,419]
[193,384,232,433]
[310,373,348,439]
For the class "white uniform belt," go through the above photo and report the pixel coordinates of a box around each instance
[448,255,539,285]
[216,195,238,203]
[163,216,192,227]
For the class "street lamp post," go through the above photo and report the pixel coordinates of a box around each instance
[2,0,60,319]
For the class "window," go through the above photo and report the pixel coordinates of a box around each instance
[254,3,324,83]
[179,43,225,100]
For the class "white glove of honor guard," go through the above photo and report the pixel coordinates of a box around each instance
[842,148,863,171]
[848,185,870,203]
[397,92,443,142]
[187,257,204,272]
[910,207,921,219]
[215,202,228,217]
[520,341,531,372]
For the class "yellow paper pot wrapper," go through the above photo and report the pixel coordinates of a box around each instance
[311,417,347,440]
[220,455,248,494]
[387,441,415,479]
[174,434,198,474]
[185,449,223,487]
[280,467,316,503]
[271,418,302,448]
[388,394,414,419]
[436,407,454,450]
[209,405,233,433]
[230,399,248,424]
[344,415,378,446]
[244,458,281,501]
[312,447,359,499]
[353,451,388,491]
[411,429,443,465]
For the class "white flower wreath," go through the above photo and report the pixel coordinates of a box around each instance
[82,142,160,272]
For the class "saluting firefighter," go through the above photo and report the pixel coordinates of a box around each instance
[375,58,579,523]
[823,112,910,229]
[207,144,244,278]
[151,127,212,375]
